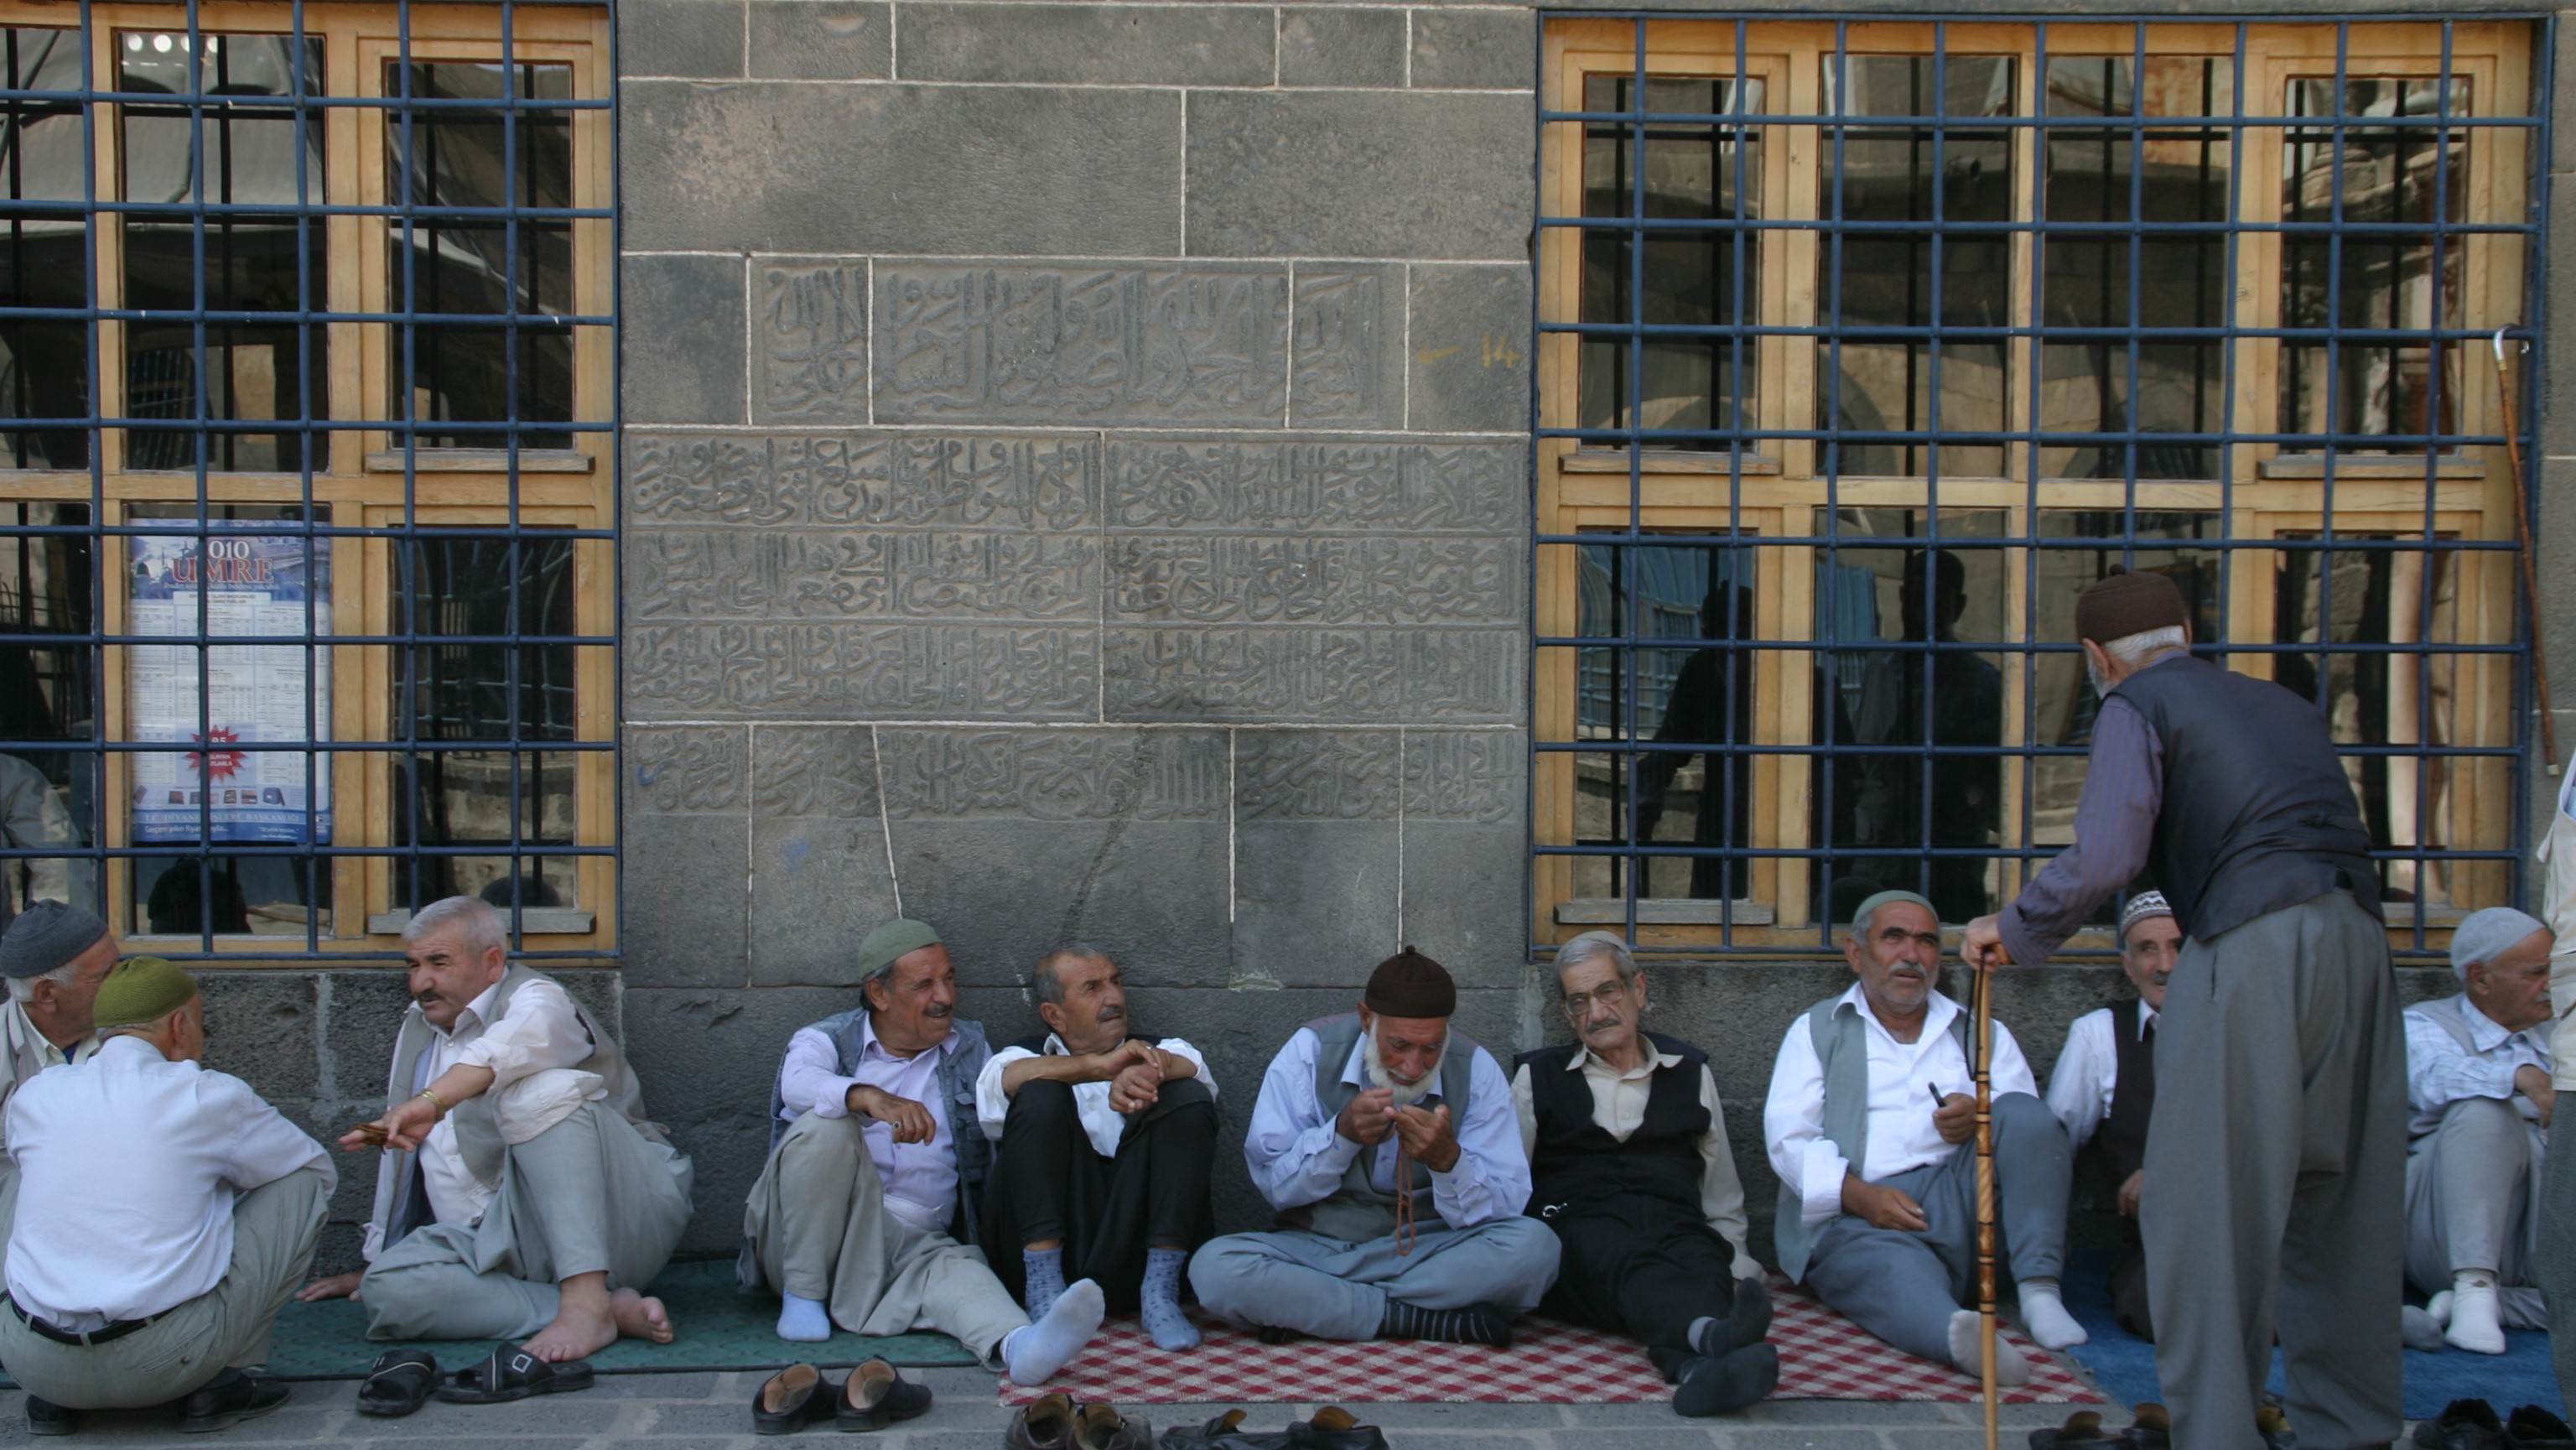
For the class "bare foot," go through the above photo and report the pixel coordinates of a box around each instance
[611,1288,675,1344]
[522,1299,616,1362]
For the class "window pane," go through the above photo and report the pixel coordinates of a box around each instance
[0,501,96,915]
[0,29,90,470]
[1578,76,1763,450]
[2281,77,2471,450]
[121,33,328,472]
[1821,56,2014,478]
[2039,57,2231,480]
[1810,507,2007,922]
[386,62,575,449]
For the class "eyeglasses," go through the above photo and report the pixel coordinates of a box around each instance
[1561,981,1630,1017]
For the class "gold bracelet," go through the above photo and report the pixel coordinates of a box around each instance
[416,1088,446,1114]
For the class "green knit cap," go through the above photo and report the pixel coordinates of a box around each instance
[91,956,198,1030]
[856,918,943,979]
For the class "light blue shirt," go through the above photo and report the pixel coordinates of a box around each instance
[2404,994,2553,1141]
[1239,1024,1530,1231]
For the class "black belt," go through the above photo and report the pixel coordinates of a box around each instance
[4,1295,155,1347]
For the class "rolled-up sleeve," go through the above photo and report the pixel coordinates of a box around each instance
[1763,1016,1846,1227]
[2000,697,2163,968]
[450,980,591,1088]
[1156,1037,1216,1100]
[1243,1029,1360,1213]
[777,1026,861,1122]
[1426,1046,1530,1228]
[975,1046,1037,1141]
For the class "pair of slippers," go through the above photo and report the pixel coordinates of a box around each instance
[2029,1405,2171,1450]
[752,1359,933,1434]
[356,1347,596,1418]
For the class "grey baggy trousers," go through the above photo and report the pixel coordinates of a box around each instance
[360,1101,694,1341]
[1188,1215,1562,1342]
[2404,1095,2547,1327]
[740,1111,1031,1364]
[0,1168,327,1408]
[2143,890,2405,1450]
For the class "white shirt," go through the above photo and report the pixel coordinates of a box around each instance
[1240,1025,1530,1229]
[778,1015,958,1234]
[415,975,594,1229]
[1509,1046,1760,1281]
[1763,984,2038,1229]
[975,1032,1217,1157]
[2045,1001,2157,1151]
[5,1036,331,1329]
[2404,995,2553,1141]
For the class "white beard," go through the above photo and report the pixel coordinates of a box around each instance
[1364,1024,1446,1107]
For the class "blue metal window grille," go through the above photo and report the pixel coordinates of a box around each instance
[0,2,617,959]
[1533,17,2542,957]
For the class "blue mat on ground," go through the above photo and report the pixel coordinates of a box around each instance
[2059,1246,2563,1421]
[0,1259,981,1386]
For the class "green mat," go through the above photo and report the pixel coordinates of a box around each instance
[4,1260,984,1385]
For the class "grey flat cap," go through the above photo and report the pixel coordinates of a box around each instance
[0,902,110,980]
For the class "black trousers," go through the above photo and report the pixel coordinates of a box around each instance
[1539,1194,1742,1383]
[981,1075,1218,1312]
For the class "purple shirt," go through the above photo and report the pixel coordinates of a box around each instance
[1997,668,2171,966]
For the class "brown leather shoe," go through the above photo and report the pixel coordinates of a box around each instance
[1074,1400,1154,1449]
[1007,1392,1080,1449]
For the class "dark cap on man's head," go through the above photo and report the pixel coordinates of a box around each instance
[1363,946,1457,1020]
[0,902,109,981]
[2074,566,2189,646]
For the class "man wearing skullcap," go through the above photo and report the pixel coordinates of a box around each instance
[2044,891,2182,1339]
[1965,566,2402,1450]
[2397,906,2557,1354]
[1514,932,1777,1416]
[0,902,117,1162]
[0,958,330,1435]
[1765,891,2080,1386]
[1190,948,1561,1345]
[740,917,1107,1386]
[297,896,694,1374]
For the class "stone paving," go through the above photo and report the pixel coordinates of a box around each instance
[0,1370,2106,1450]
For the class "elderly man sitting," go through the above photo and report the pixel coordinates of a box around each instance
[2045,891,2179,1340]
[298,896,694,1376]
[740,918,1106,1387]
[2402,906,2556,1354]
[1763,891,2080,1385]
[1514,932,1775,1415]
[1,958,330,1436]
[977,943,1218,1350]
[1190,948,1561,1345]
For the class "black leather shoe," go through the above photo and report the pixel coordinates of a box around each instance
[2507,1407,2576,1450]
[750,1363,834,1435]
[1287,1406,1389,1450]
[836,1359,932,1432]
[24,1395,75,1436]
[2415,1400,2506,1450]
[179,1371,291,1433]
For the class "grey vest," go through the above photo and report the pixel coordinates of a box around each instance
[764,1007,994,1240]
[1774,995,1969,1284]
[1277,1013,1480,1244]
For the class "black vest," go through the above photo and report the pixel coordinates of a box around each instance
[2110,653,2381,941]
[2102,998,2155,1183]
[1518,1032,1710,1216]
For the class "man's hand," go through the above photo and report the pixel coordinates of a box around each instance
[1336,1086,1397,1146]
[295,1271,363,1303]
[2518,1063,2558,1129]
[2117,1169,2145,1218]
[1391,1104,1461,1173]
[846,1084,937,1145]
[1962,914,2008,973]
[1933,1092,1976,1146]
[348,1095,441,1154]
[1842,1175,1929,1232]
[1108,1054,1165,1115]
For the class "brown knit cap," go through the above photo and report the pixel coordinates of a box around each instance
[1363,946,1457,1020]
[2074,566,2189,646]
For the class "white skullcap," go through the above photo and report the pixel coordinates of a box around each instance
[2450,906,2551,980]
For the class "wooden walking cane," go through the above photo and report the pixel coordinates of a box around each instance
[1972,948,2006,1450]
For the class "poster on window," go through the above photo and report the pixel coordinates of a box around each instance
[127,523,332,845]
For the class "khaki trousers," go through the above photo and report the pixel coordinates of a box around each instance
[741,1112,1028,1364]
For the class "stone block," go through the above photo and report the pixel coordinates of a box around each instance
[1279,8,1405,88]
[875,263,1289,427]
[888,819,1234,989]
[621,0,744,78]
[1185,91,1532,261]
[198,970,321,1101]
[1236,729,1402,822]
[1409,264,1531,434]
[2547,460,2576,714]
[1400,819,1524,974]
[626,622,1098,720]
[2547,186,2576,457]
[626,725,750,814]
[878,726,1229,824]
[753,257,870,424]
[747,1,890,80]
[1404,728,1523,825]
[629,431,1100,530]
[1104,436,1523,533]
[622,82,1182,257]
[630,528,1101,624]
[1293,265,1405,429]
[1409,7,1535,91]
[1102,626,1519,723]
[619,809,749,988]
[1106,535,1516,628]
[895,3,1273,86]
[621,253,747,427]
[747,725,898,985]
[1231,820,1401,987]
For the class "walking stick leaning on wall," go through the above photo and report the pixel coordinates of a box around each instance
[1972,948,2004,1450]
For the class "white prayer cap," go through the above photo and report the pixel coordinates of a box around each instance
[2450,906,2551,980]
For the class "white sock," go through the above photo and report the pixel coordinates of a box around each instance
[1002,1277,1104,1385]
[1947,1308,2031,1387]
[776,1292,832,1343]
[2446,1273,2506,1355]
[2015,1278,2089,1351]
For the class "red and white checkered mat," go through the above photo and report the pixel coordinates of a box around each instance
[998,1277,2104,1406]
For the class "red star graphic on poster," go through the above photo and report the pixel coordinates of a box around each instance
[187,727,246,781]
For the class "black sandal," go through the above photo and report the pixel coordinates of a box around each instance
[435,1347,597,1404]
[356,1349,439,1418]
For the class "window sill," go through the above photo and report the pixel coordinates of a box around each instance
[366,907,595,935]
[1555,897,1778,927]
[364,449,595,474]
[2258,454,2485,481]
[1561,450,1783,475]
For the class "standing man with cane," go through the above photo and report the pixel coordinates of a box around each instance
[1964,568,2405,1450]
